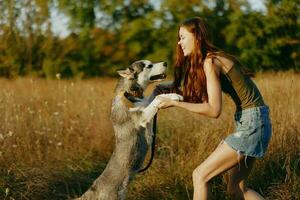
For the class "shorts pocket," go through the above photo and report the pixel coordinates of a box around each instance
[236,115,263,137]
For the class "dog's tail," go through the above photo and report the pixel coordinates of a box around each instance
[138,114,157,173]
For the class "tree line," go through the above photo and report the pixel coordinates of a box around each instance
[0,0,299,78]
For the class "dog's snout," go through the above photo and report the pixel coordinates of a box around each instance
[163,62,167,67]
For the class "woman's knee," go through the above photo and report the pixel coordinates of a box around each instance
[192,165,208,185]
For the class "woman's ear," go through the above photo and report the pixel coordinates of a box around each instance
[117,68,131,78]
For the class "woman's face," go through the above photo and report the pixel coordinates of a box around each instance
[178,26,195,56]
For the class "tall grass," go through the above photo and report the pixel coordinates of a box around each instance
[0,72,299,200]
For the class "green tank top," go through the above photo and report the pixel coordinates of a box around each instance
[220,63,265,111]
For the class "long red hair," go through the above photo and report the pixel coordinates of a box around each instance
[173,17,218,103]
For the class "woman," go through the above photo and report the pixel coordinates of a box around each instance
[151,17,272,199]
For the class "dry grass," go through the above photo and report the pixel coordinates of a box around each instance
[0,72,299,200]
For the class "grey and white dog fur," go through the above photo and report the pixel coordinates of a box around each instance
[74,60,183,200]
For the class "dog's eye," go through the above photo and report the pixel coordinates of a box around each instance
[147,64,153,69]
[128,67,134,72]
[140,63,145,68]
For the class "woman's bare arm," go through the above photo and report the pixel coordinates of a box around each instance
[158,58,222,118]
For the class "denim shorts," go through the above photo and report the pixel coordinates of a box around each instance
[224,105,272,158]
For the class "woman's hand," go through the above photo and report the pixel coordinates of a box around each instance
[156,96,178,109]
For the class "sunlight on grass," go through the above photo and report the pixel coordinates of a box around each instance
[0,72,299,200]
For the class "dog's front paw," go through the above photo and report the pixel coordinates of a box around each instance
[157,93,184,101]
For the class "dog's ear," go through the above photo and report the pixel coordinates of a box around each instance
[117,68,132,78]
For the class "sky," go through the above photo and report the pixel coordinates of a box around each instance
[51,0,266,38]
[248,0,266,11]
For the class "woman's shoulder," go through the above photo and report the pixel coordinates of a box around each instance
[203,56,221,75]
[206,53,234,74]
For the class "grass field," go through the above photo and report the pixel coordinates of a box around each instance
[0,72,299,200]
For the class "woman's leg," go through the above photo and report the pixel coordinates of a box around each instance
[227,157,264,200]
[192,142,246,200]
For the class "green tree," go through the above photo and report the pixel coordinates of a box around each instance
[263,0,300,70]
[56,0,97,31]
[223,0,299,71]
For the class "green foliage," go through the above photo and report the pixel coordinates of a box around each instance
[57,0,97,30]
[0,0,299,78]
[224,0,299,71]
[263,0,300,70]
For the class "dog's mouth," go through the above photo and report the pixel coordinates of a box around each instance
[150,73,167,81]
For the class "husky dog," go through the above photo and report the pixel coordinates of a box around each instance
[75,60,183,200]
